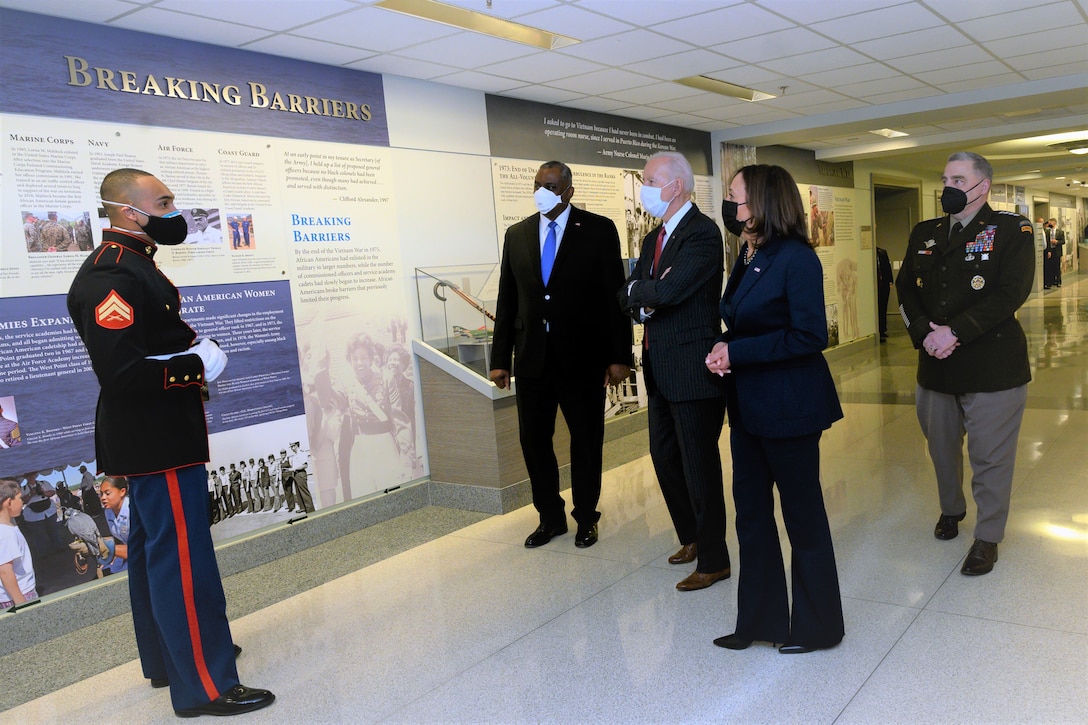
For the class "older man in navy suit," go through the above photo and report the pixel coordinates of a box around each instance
[490,161,631,550]
[618,152,730,591]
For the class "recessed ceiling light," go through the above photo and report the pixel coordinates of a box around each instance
[673,76,776,102]
[870,128,909,138]
[375,0,579,50]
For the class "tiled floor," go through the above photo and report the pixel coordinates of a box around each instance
[10,276,1087,724]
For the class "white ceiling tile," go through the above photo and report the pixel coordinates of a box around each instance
[920,0,1060,23]
[811,4,945,44]
[546,67,658,95]
[839,75,929,99]
[155,0,356,31]
[435,0,560,19]
[958,3,1087,41]
[243,34,377,65]
[796,62,902,88]
[429,70,528,94]
[1021,62,1088,81]
[576,0,734,27]
[656,4,794,47]
[985,25,1088,58]
[650,92,737,114]
[851,25,972,61]
[710,27,838,64]
[292,6,457,53]
[912,61,1019,85]
[936,73,1031,95]
[395,32,538,67]
[799,98,870,115]
[501,86,586,104]
[765,89,856,111]
[864,86,944,104]
[108,7,270,46]
[516,4,634,41]
[760,46,873,76]
[755,0,907,25]
[610,105,677,121]
[1003,46,1088,73]
[558,29,694,66]
[0,0,141,22]
[686,119,731,132]
[622,49,743,82]
[884,45,993,74]
[701,106,801,124]
[346,54,457,79]
[557,96,634,114]
[603,83,703,105]
[651,112,718,128]
[479,52,606,84]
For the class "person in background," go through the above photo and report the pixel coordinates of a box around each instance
[876,247,893,342]
[708,164,844,654]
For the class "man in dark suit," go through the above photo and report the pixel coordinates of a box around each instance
[618,152,730,591]
[876,247,893,341]
[490,161,632,550]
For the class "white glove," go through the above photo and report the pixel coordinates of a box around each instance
[191,337,227,382]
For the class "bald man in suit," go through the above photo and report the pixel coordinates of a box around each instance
[491,161,632,550]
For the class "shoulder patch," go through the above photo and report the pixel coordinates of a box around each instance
[1019,220,1033,233]
[95,290,134,329]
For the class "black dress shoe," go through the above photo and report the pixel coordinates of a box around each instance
[574,523,598,548]
[778,644,817,654]
[175,685,275,718]
[961,539,998,575]
[524,522,567,548]
[713,633,752,650]
[151,644,243,688]
[934,512,966,540]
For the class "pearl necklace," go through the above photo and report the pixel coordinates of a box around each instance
[742,245,757,265]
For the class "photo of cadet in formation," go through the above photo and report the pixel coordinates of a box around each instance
[21,210,93,252]
[67,167,274,716]
[896,151,1034,577]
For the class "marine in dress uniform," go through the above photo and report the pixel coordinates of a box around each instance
[67,168,273,717]
[896,152,1034,576]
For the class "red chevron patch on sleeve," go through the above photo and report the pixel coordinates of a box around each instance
[95,290,134,329]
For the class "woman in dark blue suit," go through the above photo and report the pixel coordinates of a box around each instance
[706,164,844,654]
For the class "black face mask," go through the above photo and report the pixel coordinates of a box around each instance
[102,200,189,245]
[138,210,189,245]
[940,179,985,215]
[721,199,747,237]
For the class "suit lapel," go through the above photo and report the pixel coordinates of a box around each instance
[732,239,779,308]
[550,208,582,281]
[656,206,698,274]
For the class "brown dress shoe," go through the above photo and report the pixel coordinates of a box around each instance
[668,543,698,565]
[676,567,730,591]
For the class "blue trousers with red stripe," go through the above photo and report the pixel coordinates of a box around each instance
[127,464,239,710]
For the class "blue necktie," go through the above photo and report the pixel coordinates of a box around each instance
[541,221,557,286]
